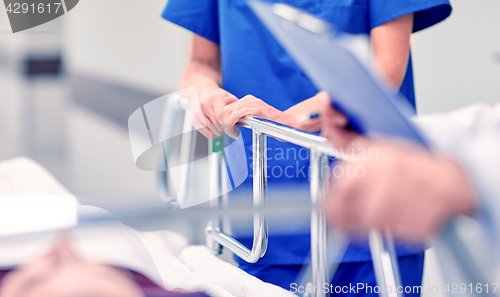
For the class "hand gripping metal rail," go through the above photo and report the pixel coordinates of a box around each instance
[205,116,404,297]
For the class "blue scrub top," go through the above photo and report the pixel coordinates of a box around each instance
[162,0,451,265]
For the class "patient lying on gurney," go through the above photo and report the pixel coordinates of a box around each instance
[0,157,294,297]
[0,233,201,297]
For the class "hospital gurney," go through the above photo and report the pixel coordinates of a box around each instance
[129,92,495,297]
[156,94,404,297]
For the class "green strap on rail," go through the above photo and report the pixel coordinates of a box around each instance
[212,136,224,153]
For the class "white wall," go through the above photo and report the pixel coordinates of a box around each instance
[63,0,190,94]
[66,105,159,204]
[3,0,500,113]
[413,0,500,114]
[0,0,190,94]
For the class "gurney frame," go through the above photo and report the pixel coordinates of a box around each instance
[205,115,403,297]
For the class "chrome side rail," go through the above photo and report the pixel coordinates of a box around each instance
[310,149,330,294]
[205,116,403,297]
[369,230,403,297]
[205,130,268,263]
[158,94,194,204]
[239,117,350,160]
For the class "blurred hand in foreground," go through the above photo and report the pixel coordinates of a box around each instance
[324,139,476,241]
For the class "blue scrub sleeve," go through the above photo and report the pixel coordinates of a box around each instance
[369,0,452,32]
[161,0,220,44]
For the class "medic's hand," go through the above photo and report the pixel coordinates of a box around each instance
[324,139,476,242]
[222,95,290,139]
[282,91,330,133]
[318,95,361,151]
[191,83,238,139]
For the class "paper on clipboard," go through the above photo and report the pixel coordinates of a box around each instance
[248,1,428,146]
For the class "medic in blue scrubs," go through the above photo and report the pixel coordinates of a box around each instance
[162,0,451,295]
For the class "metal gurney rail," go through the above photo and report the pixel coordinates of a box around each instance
[205,115,403,297]
[133,93,495,297]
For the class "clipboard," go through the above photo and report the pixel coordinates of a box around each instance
[248,1,429,146]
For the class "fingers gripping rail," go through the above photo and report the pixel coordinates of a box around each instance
[204,116,403,297]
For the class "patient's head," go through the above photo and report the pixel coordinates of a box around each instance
[0,233,143,297]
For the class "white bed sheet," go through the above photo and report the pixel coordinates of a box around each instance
[136,230,296,297]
